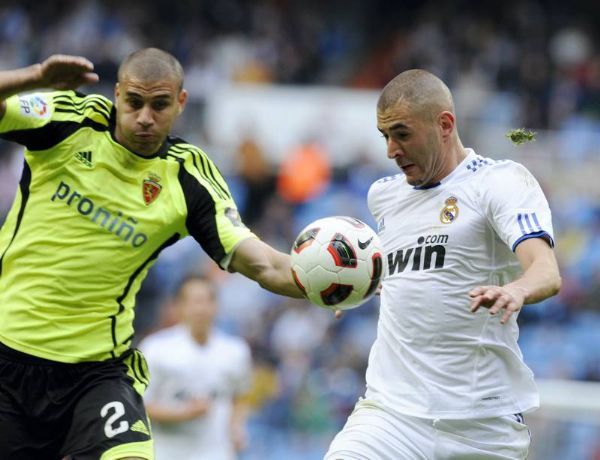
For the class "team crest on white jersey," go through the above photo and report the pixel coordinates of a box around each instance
[440,196,459,224]
[143,173,162,205]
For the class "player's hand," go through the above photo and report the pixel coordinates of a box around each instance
[38,55,99,90]
[469,285,526,324]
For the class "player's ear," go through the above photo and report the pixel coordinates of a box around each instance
[114,82,120,100]
[439,111,455,139]
[177,89,188,115]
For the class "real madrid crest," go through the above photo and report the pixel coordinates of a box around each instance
[440,196,459,224]
[143,172,162,205]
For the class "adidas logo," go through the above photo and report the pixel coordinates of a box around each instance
[75,151,93,167]
[130,419,150,436]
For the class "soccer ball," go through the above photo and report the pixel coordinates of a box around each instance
[290,216,384,310]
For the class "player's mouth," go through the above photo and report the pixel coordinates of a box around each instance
[135,132,156,139]
[400,163,416,173]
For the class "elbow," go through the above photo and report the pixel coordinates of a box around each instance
[549,272,562,298]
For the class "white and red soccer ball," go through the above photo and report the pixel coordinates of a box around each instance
[290,216,384,310]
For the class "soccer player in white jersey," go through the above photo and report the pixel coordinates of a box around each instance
[140,275,252,460]
[325,70,561,460]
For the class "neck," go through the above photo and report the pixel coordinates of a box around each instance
[113,125,162,158]
[449,139,468,168]
[190,328,210,345]
[432,139,467,184]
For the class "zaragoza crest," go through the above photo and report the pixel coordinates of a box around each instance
[143,173,162,205]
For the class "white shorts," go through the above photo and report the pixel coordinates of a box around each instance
[324,399,530,460]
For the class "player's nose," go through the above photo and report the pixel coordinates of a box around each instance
[386,139,403,159]
[137,105,154,127]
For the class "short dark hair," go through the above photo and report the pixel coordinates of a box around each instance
[118,47,184,90]
[377,69,454,121]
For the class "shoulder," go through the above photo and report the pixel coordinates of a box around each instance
[165,139,224,177]
[165,139,233,201]
[371,173,405,189]
[51,91,112,124]
[69,91,112,108]
[166,138,212,164]
[367,173,406,211]
[475,157,538,189]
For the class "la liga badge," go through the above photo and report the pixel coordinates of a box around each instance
[142,173,162,205]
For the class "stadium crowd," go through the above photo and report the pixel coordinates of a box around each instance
[1,0,599,458]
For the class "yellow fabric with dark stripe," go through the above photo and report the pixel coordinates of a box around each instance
[100,440,154,460]
[0,91,255,363]
[123,349,151,396]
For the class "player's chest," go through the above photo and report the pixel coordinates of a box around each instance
[376,189,488,266]
[55,140,178,209]
[30,137,186,245]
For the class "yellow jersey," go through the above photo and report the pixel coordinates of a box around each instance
[0,91,254,363]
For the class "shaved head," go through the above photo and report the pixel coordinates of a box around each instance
[377,69,454,121]
[118,48,183,90]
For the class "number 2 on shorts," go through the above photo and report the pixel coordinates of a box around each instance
[100,401,130,438]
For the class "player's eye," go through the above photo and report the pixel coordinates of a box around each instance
[152,101,169,111]
[128,99,143,110]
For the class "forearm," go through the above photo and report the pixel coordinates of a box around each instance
[230,238,304,298]
[0,64,43,102]
[504,257,561,305]
[256,249,304,298]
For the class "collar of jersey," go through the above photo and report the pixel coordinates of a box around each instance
[412,149,477,190]
[108,107,170,159]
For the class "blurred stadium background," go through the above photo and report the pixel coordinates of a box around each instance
[1,0,600,458]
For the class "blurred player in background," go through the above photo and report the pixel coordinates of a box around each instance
[325,70,562,459]
[0,49,302,459]
[140,275,251,460]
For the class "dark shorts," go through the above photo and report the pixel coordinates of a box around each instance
[0,342,154,460]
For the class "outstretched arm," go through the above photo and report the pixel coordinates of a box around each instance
[0,54,99,119]
[469,237,561,324]
[229,238,304,298]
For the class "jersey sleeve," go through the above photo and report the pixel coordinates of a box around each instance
[367,175,402,234]
[479,160,555,252]
[177,149,257,270]
[367,177,391,223]
[367,181,380,221]
[0,92,55,135]
[0,91,111,151]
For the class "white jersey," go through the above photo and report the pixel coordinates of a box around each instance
[366,149,554,420]
[140,325,252,460]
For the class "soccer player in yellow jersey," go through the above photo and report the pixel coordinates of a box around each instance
[0,49,303,460]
